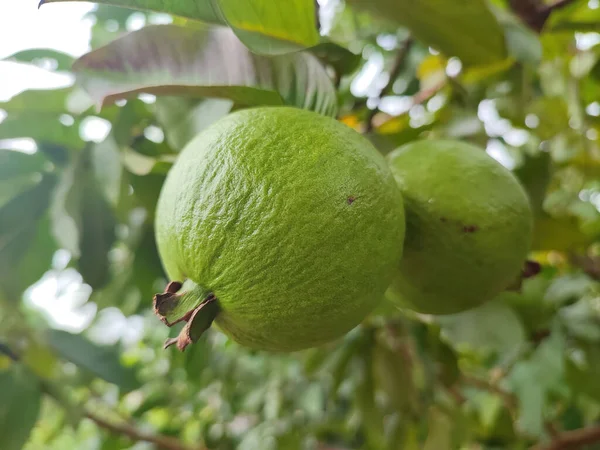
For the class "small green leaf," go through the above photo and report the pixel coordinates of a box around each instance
[0,174,58,301]
[509,330,566,438]
[439,300,526,356]
[0,366,42,450]
[47,330,140,392]
[72,25,338,117]
[49,149,117,288]
[91,136,122,207]
[154,97,233,150]
[346,0,507,66]
[78,176,117,289]
[492,5,542,66]
[566,343,600,402]
[3,48,75,71]
[0,88,72,114]
[0,150,49,180]
[423,408,453,450]
[0,113,83,149]
[310,40,362,77]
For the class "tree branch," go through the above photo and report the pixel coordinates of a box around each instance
[85,412,203,450]
[531,423,600,450]
[366,37,414,131]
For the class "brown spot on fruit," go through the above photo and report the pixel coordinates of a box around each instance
[462,225,479,233]
[440,217,448,222]
[347,196,356,205]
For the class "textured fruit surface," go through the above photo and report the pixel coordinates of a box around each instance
[155,107,405,351]
[386,140,533,315]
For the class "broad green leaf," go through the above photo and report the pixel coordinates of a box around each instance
[439,300,526,356]
[216,0,320,55]
[0,174,58,301]
[47,330,140,391]
[0,366,42,450]
[42,0,319,55]
[3,48,75,71]
[345,0,507,66]
[154,97,233,150]
[41,0,222,24]
[72,25,338,117]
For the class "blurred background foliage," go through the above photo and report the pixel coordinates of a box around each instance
[2,0,600,449]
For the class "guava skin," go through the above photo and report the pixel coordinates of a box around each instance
[386,140,533,315]
[155,107,406,352]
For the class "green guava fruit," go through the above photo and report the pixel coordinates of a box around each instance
[153,107,406,352]
[385,140,533,315]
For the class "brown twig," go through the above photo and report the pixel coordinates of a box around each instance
[531,423,600,450]
[509,0,579,32]
[85,412,202,450]
[365,37,414,131]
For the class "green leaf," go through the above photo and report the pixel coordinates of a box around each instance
[0,174,58,301]
[215,0,320,55]
[508,330,566,438]
[0,366,42,450]
[566,343,600,402]
[41,0,222,23]
[154,97,233,150]
[423,408,453,450]
[49,149,116,288]
[0,113,84,149]
[560,298,600,342]
[72,25,338,117]
[91,136,123,207]
[439,300,526,356]
[513,150,552,215]
[310,40,362,77]
[373,337,418,414]
[3,48,75,71]
[78,175,117,289]
[0,150,49,180]
[492,5,542,66]
[0,88,72,114]
[42,0,319,55]
[47,330,140,391]
[345,0,507,66]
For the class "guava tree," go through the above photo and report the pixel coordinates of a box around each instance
[1,1,600,449]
